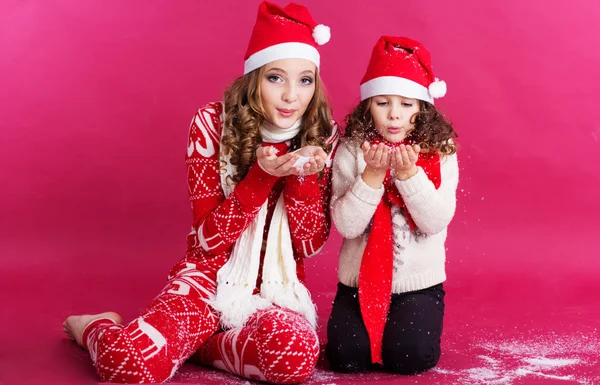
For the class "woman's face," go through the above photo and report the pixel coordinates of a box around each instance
[369,95,420,143]
[259,58,316,129]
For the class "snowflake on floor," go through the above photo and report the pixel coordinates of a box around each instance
[433,331,600,384]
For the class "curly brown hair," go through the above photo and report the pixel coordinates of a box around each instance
[343,98,457,155]
[220,66,333,183]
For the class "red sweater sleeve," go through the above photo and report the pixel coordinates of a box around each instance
[283,120,341,258]
[186,103,279,255]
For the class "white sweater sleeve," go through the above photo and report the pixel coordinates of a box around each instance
[330,142,385,239]
[394,153,459,235]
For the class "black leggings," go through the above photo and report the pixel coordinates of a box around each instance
[325,282,445,374]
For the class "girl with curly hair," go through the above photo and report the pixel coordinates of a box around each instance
[326,36,458,376]
[63,2,338,383]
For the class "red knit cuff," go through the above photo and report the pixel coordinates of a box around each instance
[285,173,320,201]
[81,318,118,350]
[235,161,280,207]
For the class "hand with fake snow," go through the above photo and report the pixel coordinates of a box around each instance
[292,145,328,176]
[361,141,391,189]
[391,143,421,181]
[256,145,301,177]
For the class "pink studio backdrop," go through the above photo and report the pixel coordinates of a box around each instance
[1,1,599,384]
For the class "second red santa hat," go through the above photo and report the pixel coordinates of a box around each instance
[360,36,446,103]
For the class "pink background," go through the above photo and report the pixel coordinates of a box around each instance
[1,0,599,384]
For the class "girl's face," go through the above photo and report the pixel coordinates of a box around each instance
[259,58,316,129]
[369,95,420,143]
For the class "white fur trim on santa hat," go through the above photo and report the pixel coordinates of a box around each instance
[312,24,330,45]
[244,42,320,74]
[360,76,434,104]
[428,78,447,98]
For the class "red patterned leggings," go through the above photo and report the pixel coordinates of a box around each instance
[82,259,319,384]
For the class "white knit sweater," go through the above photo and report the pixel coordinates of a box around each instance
[330,139,459,293]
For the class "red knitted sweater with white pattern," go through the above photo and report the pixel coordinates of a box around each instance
[184,102,339,286]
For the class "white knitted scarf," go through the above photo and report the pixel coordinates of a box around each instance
[208,116,317,330]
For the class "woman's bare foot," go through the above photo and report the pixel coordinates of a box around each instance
[63,312,123,348]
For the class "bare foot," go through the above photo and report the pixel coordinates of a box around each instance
[63,312,123,348]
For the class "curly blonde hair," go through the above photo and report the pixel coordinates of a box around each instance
[220,66,333,183]
[343,98,458,155]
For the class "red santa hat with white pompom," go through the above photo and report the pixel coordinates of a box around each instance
[243,1,330,74]
[360,36,446,104]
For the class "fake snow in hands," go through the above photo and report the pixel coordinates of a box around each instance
[293,156,312,169]
[293,156,313,180]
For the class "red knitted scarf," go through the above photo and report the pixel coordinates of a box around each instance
[358,136,441,364]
